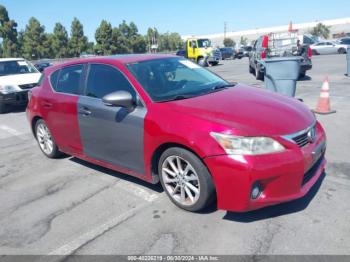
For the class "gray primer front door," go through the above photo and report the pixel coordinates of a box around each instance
[77,96,146,174]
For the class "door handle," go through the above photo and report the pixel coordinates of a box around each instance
[78,107,92,116]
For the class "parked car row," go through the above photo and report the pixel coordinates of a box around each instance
[219,46,252,60]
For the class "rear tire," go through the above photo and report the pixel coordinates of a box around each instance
[158,147,215,212]
[249,64,254,74]
[255,64,264,80]
[338,48,346,54]
[299,71,306,79]
[35,119,62,158]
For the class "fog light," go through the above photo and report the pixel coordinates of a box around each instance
[251,183,262,200]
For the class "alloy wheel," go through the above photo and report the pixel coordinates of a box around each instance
[36,123,54,155]
[161,155,200,206]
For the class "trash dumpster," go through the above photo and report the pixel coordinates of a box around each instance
[263,56,302,97]
[347,47,350,76]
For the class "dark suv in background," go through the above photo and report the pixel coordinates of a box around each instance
[249,34,313,80]
[219,47,235,60]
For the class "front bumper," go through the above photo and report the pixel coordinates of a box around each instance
[0,91,28,106]
[204,123,326,212]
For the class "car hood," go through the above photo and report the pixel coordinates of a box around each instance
[168,84,315,136]
[0,73,41,86]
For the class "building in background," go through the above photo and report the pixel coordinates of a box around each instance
[182,17,350,47]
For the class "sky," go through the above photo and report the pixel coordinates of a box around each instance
[1,0,350,42]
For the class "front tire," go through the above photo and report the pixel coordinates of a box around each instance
[35,119,61,158]
[198,57,206,67]
[158,147,215,212]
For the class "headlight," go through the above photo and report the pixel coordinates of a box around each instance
[210,132,285,155]
[0,85,19,94]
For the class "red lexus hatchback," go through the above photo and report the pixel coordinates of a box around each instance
[26,55,327,212]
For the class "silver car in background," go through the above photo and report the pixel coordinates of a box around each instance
[311,40,348,55]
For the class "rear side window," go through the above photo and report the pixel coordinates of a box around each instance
[55,65,83,95]
[49,70,60,89]
[85,64,136,99]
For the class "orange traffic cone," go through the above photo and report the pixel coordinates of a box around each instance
[313,77,336,114]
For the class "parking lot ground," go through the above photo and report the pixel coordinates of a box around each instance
[0,54,349,256]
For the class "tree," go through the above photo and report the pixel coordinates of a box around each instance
[42,33,55,58]
[310,23,330,39]
[52,23,68,58]
[95,20,113,55]
[240,36,248,46]
[22,17,46,59]
[68,18,88,57]
[0,5,20,57]
[132,35,147,53]
[147,27,159,52]
[111,20,146,54]
[223,37,236,47]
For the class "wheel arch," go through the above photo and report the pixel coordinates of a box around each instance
[150,142,214,185]
[31,116,42,137]
[197,56,204,62]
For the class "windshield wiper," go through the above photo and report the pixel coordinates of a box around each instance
[160,94,196,102]
[212,83,237,90]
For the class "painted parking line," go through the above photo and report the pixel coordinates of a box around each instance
[0,125,23,137]
[45,203,149,258]
[117,180,159,202]
[48,209,135,255]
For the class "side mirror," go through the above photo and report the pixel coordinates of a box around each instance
[102,90,135,111]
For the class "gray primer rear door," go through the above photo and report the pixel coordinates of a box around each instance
[78,96,146,174]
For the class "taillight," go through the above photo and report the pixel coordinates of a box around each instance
[261,51,266,60]
[308,47,313,58]
[262,35,269,49]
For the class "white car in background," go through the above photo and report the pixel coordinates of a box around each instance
[0,58,41,113]
[310,41,348,55]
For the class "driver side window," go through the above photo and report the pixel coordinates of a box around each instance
[85,64,136,99]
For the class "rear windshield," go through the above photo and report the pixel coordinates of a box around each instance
[0,60,39,76]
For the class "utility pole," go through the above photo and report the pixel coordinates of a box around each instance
[224,22,227,39]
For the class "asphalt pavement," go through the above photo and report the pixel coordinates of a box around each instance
[0,54,349,256]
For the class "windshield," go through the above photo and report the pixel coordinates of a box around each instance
[0,60,39,76]
[197,39,211,48]
[127,57,231,102]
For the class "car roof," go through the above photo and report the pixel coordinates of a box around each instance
[0,58,25,62]
[48,54,178,70]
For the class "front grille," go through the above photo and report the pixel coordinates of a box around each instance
[292,132,309,147]
[19,83,37,90]
[302,154,324,186]
[283,124,317,148]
